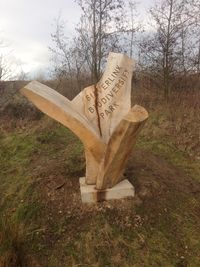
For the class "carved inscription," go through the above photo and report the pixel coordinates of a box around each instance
[85,65,129,119]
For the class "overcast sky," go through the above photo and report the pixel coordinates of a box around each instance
[0,0,153,79]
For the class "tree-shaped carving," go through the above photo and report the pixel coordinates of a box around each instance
[21,53,148,190]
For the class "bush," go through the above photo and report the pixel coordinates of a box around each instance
[1,102,43,120]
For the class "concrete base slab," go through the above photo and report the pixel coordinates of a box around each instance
[79,177,135,203]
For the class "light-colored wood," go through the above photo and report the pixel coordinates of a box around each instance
[95,105,148,190]
[21,52,148,191]
[21,81,106,185]
[79,177,135,203]
[72,52,134,143]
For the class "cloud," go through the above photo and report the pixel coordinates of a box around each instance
[0,0,81,77]
[0,0,154,78]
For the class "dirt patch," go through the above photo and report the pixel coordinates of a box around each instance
[35,147,200,211]
[31,148,200,232]
[129,149,200,199]
[25,147,200,266]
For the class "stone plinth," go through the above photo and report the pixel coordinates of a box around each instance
[79,177,135,203]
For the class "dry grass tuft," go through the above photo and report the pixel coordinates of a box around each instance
[0,217,26,267]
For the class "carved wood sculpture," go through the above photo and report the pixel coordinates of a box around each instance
[21,53,148,191]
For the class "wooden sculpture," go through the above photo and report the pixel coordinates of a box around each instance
[21,53,148,202]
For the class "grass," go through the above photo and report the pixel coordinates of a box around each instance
[0,89,200,266]
[137,136,200,182]
[47,204,200,266]
[0,217,26,267]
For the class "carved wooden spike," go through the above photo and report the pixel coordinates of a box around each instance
[21,52,148,191]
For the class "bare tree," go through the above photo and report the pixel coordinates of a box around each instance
[76,0,128,83]
[50,16,92,98]
[0,34,27,110]
[128,0,140,58]
[139,0,194,99]
[190,0,200,74]
[50,0,139,94]
[0,36,12,106]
